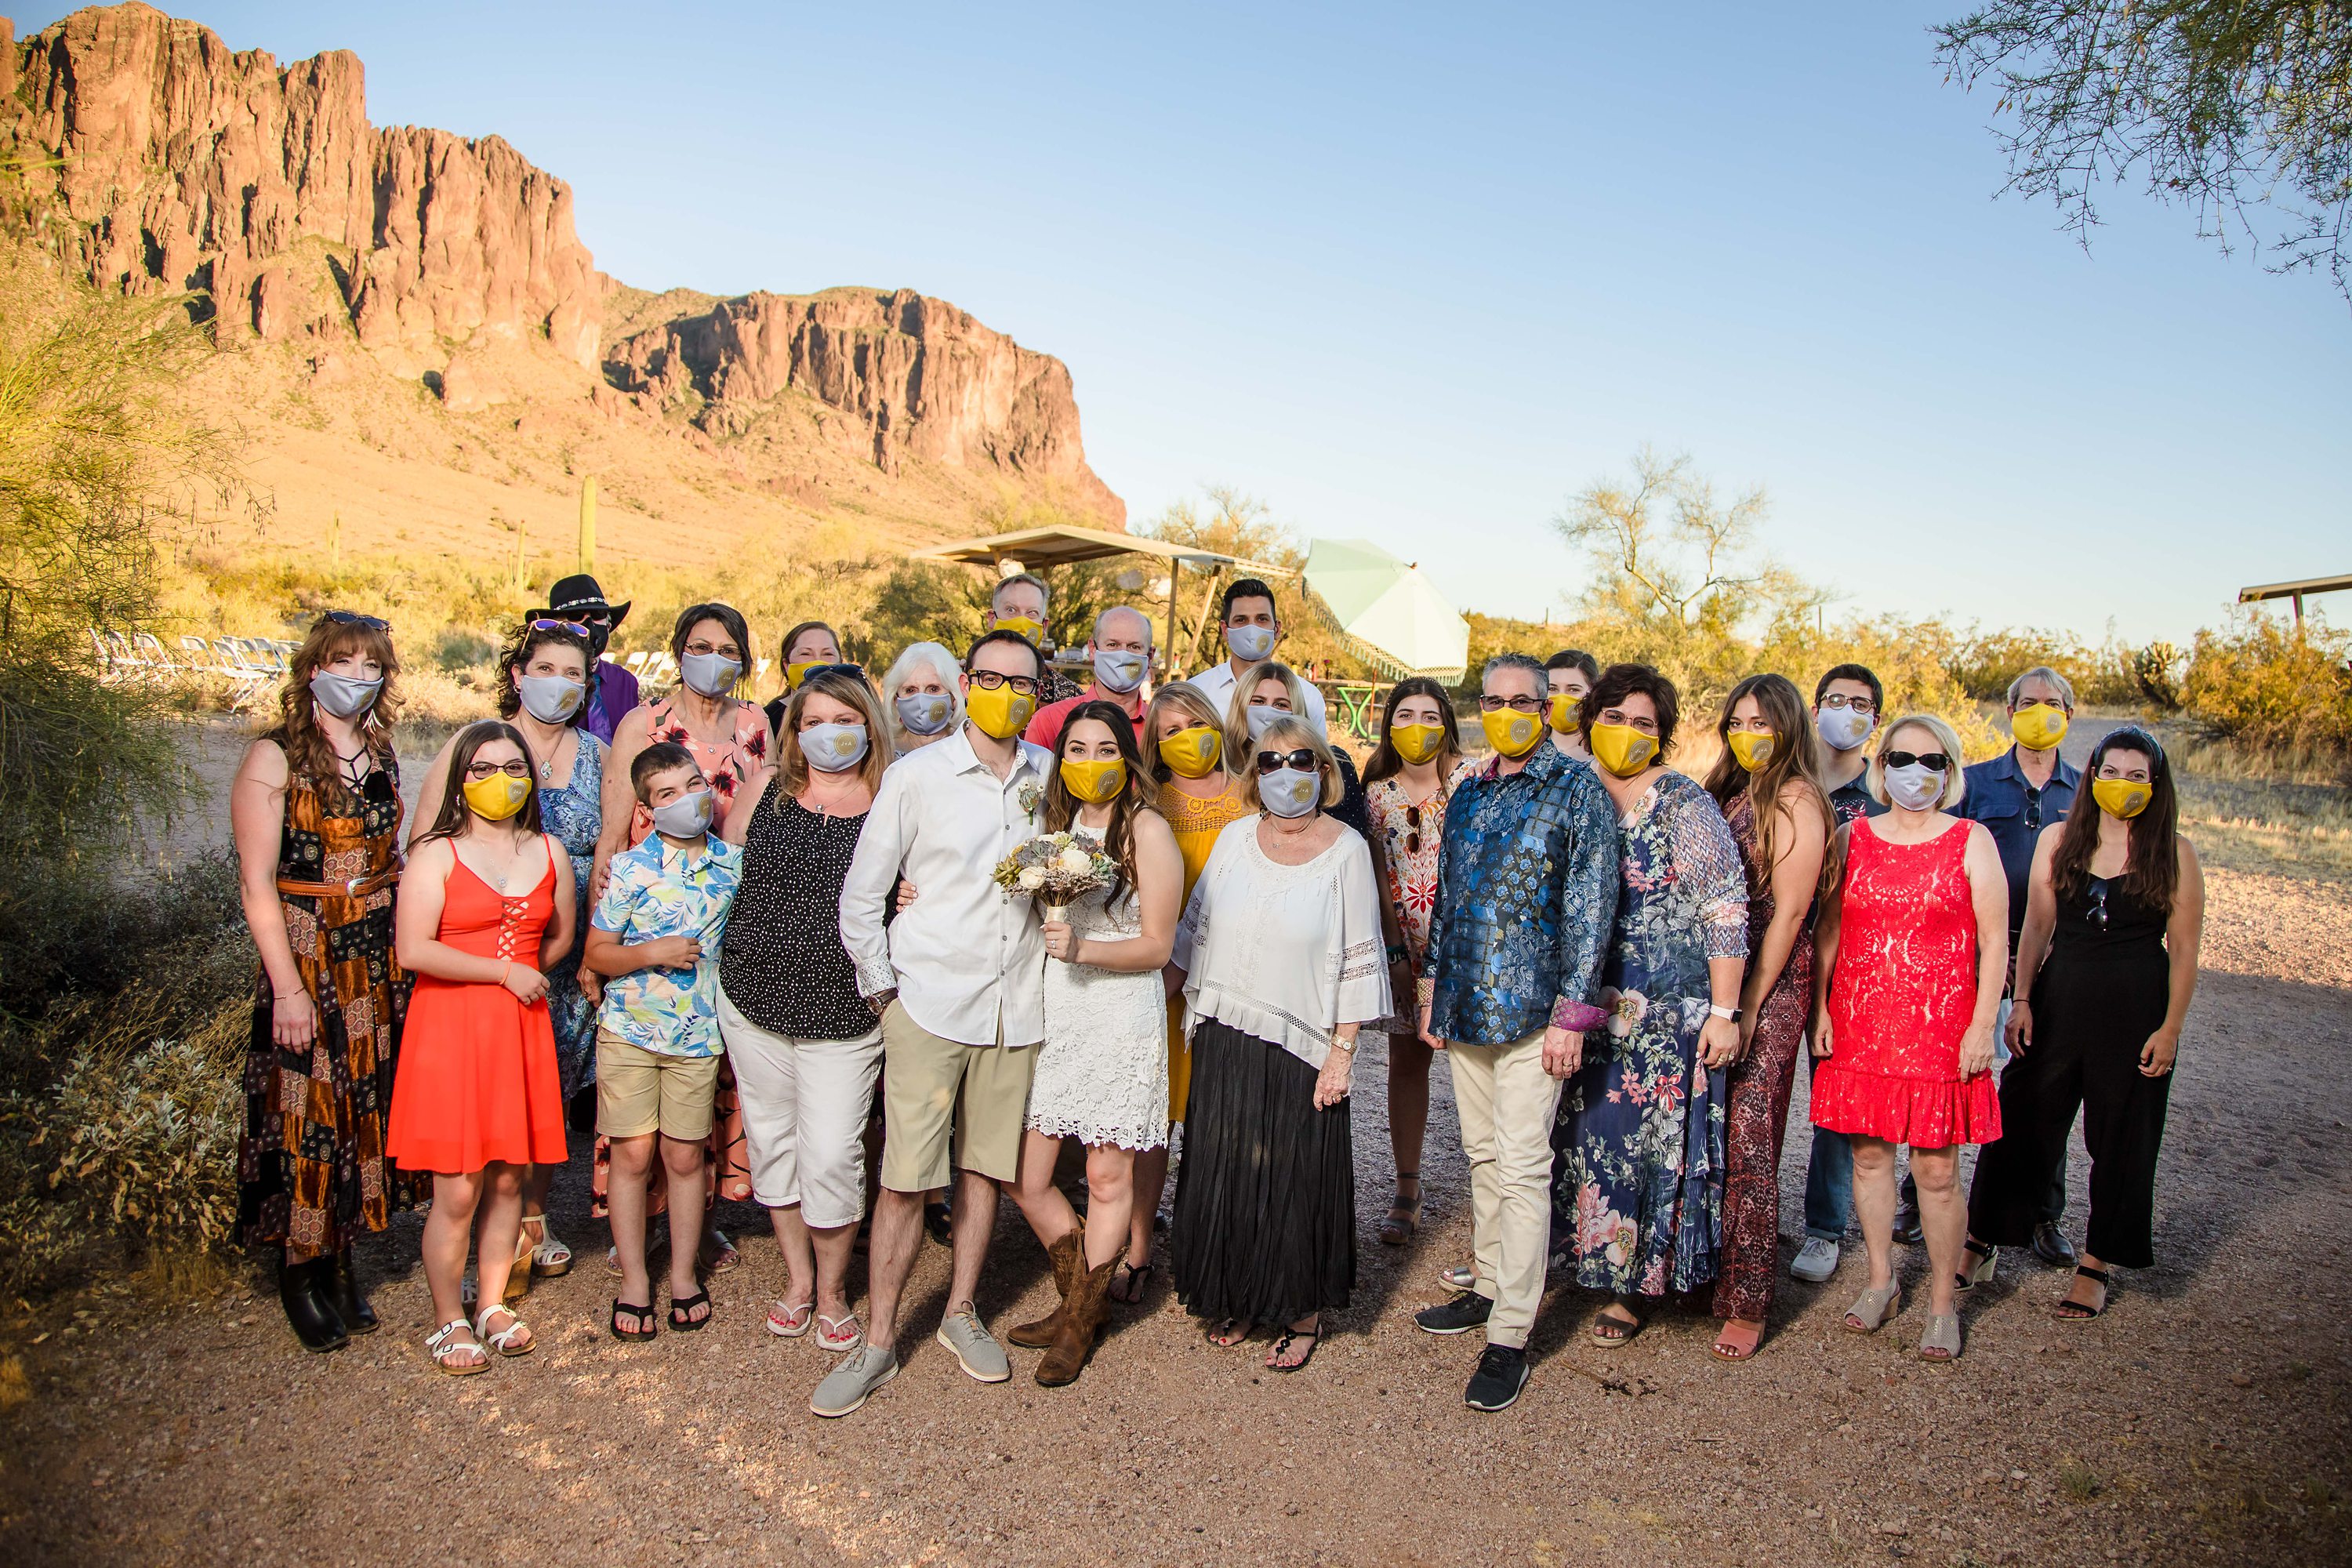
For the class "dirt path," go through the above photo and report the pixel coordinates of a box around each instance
[9,837,2348,1565]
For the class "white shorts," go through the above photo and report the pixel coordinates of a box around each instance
[716,981,884,1229]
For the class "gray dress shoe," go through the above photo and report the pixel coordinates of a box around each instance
[935,1305,1011,1382]
[810,1345,899,1417]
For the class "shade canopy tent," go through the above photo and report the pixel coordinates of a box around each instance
[1302,538,1470,682]
[2239,572,2352,629]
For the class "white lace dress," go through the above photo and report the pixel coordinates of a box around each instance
[1027,869,1171,1152]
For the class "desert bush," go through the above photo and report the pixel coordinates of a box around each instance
[2179,611,2352,757]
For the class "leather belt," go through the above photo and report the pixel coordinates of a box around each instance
[275,866,401,899]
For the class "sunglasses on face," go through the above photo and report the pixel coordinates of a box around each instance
[323,610,390,630]
[1882,750,1951,772]
[968,670,1040,696]
[528,617,591,638]
[1254,748,1320,775]
[465,759,531,779]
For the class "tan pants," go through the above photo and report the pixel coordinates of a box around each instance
[1446,1028,1564,1349]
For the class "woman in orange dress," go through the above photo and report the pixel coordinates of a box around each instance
[392,720,574,1374]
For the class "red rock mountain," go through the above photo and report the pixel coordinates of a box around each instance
[0,2,1123,537]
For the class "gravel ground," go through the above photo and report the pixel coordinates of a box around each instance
[12,724,2346,1566]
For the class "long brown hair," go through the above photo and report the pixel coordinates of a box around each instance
[1044,700,1156,908]
[495,621,594,723]
[266,613,401,808]
[1704,673,1831,880]
[412,720,545,847]
[1362,675,1461,787]
[2050,725,2180,913]
[773,667,890,799]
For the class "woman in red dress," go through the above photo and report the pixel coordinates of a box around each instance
[1810,713,2006,1363]
[392,721,574,1374]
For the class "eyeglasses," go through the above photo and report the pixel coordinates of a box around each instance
[1254,748,1321,776]
[1478,695,1544,713]
[465,759,531,780]
[528,618,591,638]
[1819,693,1876,715]
[682,640,742,659]
[2086,880,2110,929]
[1881,750,1951,772]
[322,611,390,630]
[968,670,1040,696]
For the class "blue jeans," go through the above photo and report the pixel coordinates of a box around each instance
[1803,1123,1854,1242]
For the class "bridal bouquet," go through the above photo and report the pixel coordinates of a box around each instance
[992,830,1116,921]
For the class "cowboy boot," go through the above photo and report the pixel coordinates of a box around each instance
[1036,1255,1117,1387]
[276,1247,350,1354]
[1008,1228,1084,1349]
[328,1248,379,1335]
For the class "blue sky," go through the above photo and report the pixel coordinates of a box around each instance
[20,2,2348,641]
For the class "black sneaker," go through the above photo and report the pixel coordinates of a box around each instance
[1464,1345,1529,1413]
[1414,1290,1494,1335]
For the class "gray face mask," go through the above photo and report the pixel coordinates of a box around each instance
[1244,705,1287,741]
[1882,762,1946,812]
[1816,706,1872,753]
[1258,765,1321,819]
[1225,624,1276,664]
[677,652,742,698]
[517,673,586,724]
[800,721,870,773]
[895,691,953,736]
[1091,648,1148,694]
[650,788,714,838]
[309,670,381,720]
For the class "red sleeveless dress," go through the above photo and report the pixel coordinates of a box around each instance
[1811,819,2002,1148]
[389,848,570,1174]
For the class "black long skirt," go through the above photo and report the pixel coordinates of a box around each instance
[1170,1018,1355,1325]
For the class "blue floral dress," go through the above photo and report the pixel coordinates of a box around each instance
[539,731,605,1099]
[1553,769,1748,1298]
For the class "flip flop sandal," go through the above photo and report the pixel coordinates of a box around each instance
[1108,1261,1155,1305]
[610,1298,657,1342]
[2054,1265,2111,1320]
[1266,1328,1320,1373]
[815,1312,863,1353]
[1204,1318,1250,1348]
[669,1290,713,1334]
[426,1318,491,1376]
[766,1299,815,1338]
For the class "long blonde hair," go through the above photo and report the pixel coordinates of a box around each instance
[1144,681,1226,784]
[267,615,401,807]
[1219,659,1314,783]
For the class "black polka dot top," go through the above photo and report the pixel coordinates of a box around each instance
[719,786,873,1040]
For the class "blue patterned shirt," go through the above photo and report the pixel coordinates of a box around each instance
[1425,743,1622,1047]
[592,833,742,1058]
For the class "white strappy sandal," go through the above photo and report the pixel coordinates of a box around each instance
[524,1214,574,1277]
[474,1303,535,1357]
[426,1319,489,1376]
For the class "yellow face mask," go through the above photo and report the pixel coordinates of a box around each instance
[1548,692,1583,734]
[1158,726,1221,779]
[1059,756,1127,804]
[992,615,1046,647]
[1727,731,1776,772]
[2011,702,2070,751]
[1480,708,1544,760]
[786,659,827,691]
[1589,722,1659,778]
[965,682,1035,740]
[2091,777,2151,820]
[1390,721,1446,764]
[462,771,532,822]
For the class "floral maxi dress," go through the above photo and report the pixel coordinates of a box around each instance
[539,731,606,1100]
[1554,771,1748,1299]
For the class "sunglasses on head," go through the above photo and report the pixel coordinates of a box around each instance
[1882,750,1951,772]
[802,662,867,683]
[1254,748,1320,776]
[322,610,390,631]
[528,617,591,638]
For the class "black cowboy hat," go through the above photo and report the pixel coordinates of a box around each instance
[535,573,630,627]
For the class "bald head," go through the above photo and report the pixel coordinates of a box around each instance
[1093,605,1152,653]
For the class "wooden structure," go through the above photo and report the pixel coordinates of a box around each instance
[2238,573,2352,629]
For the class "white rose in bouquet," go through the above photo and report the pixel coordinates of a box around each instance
[1018,866,1047,891]
[1056,847,1094,876]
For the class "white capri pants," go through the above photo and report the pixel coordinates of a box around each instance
[716,980,884,1230]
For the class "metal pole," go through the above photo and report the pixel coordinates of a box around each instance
[2293,593,2304,630]
[1164,557,1182,679]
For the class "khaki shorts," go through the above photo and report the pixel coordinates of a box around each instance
[597,1029,722,1142]
[877,1000,1036,1192]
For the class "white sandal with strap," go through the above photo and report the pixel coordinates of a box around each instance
[524,1214,574,1278]
[474,1303,535,1357]
[426,1319,489,1376]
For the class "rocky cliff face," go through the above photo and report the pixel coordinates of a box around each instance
[0,3,1120,523]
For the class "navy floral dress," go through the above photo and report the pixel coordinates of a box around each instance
[539,731,605,1099]
[1554,770,1748,1298]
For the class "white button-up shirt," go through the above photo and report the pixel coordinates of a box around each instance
[1189,658,1330,735]
[840,726,1051,1047]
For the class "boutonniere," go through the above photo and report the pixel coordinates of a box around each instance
[1017,782,1043,816]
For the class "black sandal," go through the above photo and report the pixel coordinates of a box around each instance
[2055,1265,2111,1320]
[1266,1327,1320,1373]
[610,1298,657,1341]
[1108,1261,1155,1305]
[668,1289,712,1333]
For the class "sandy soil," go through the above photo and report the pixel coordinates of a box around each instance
[16,739,2349,1567]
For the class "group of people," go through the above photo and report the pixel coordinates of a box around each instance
[228,564,2205,1415]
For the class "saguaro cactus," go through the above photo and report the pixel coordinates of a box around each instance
[579,475,597,574]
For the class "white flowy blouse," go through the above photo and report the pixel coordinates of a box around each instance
[1171,815,1392,1070]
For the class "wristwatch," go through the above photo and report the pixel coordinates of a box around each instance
[1708,1004,1744,1023]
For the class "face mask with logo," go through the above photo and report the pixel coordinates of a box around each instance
[895,691,953,736]
[1588,723,1659,778]
[2010,701,2070,752]
[1548,692,1583,734]
[1816,706,1872,752]
[309,670,382,720]
[1225,624,1276,664]
[1481,707,1544,759]
[1390,721,1446,764]
[463,771,532,822]
[517,673,586,725]
[1882,761,1946,812]
[677,652,742,699]
[1244,705,1287,741]
[2092,777,2151,820]
[1060,756,1127,804]
[992,615,1046,646]
[1091,648,1148,694]
[1158,727,1221,779]
[1727,731,1777,772]
[800,721,869,773]
[651,788,714,839]
[1258,766,1320,818]
[966,682,1035,740]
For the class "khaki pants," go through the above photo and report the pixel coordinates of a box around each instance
[1446,1028,1564,1349]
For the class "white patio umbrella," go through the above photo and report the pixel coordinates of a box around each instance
[1302,538,1470,681]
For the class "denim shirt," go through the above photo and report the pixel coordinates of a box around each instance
[1958,746,2079,939]
[1425,743,1621,1047]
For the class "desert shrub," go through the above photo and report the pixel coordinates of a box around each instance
[2179,612,2352,757]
